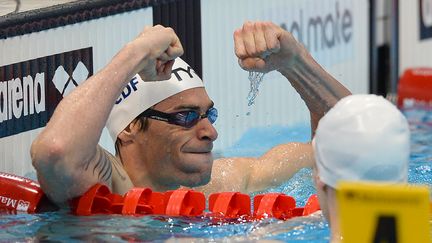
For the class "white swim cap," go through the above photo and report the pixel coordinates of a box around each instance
[313,94,410,188]
[106,58,204,142]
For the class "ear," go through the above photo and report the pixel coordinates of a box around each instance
[117,120,141,144]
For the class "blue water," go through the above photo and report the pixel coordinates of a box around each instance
[1,108,431,242]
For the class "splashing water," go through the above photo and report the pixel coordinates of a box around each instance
[247,71,265,106]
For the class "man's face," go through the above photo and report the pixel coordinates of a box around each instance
[136,87,218,189]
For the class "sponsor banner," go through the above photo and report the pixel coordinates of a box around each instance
[271,0,355,66]
[0,47,93,138]
[0,195,30,212]
[420,0,432,39]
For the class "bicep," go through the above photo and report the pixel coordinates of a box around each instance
[247,142,314,192]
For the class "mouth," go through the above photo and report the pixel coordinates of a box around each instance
[183,144,213,154]
[185,150,212,155]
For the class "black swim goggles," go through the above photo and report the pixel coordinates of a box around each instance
[139,107,218,128]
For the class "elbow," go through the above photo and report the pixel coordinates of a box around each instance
[31,135,67,170]
[30,135,96,204]
[30,137,70,203]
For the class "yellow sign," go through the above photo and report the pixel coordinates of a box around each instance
[337,182,431,243]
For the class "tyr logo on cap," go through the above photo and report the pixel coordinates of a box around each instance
[172,66,197,81]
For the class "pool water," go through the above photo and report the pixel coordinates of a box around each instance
[1,108,431,242]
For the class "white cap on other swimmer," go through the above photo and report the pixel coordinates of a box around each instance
[313,94,410,188]
[106,58,204,142]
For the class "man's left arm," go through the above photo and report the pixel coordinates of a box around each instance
[245,142,314,192]
[198,142,313,194]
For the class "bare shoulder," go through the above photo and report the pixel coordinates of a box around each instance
[105,148,134,195]
[81,145,114,184]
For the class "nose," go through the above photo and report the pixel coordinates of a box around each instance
[196,118,218,142]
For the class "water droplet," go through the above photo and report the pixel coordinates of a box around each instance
[247,71,265,106]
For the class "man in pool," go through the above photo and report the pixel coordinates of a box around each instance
[31,21,351,204]
[312,94,410,241]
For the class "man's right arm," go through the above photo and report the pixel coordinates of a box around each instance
[30,25,183,204]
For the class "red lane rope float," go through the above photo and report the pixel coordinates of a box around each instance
[164,189,205,216]
[71,184,320,220]
[0,172,320,220]
[397,67,432,109]
[254,193,296,220]
[70,183,112,216]
[289,194,320,217]
[302,194,320,216]
[209,192,251,218]
[108,192,125,214]
[121,188,155,215]
[0,172,56,214]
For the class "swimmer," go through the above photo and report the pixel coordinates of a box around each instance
[312,94,410,241]
[31,21,351,204]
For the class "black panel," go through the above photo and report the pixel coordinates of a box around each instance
[153,0,202,78]
[0,48,93,138]
[377,44,390,96]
